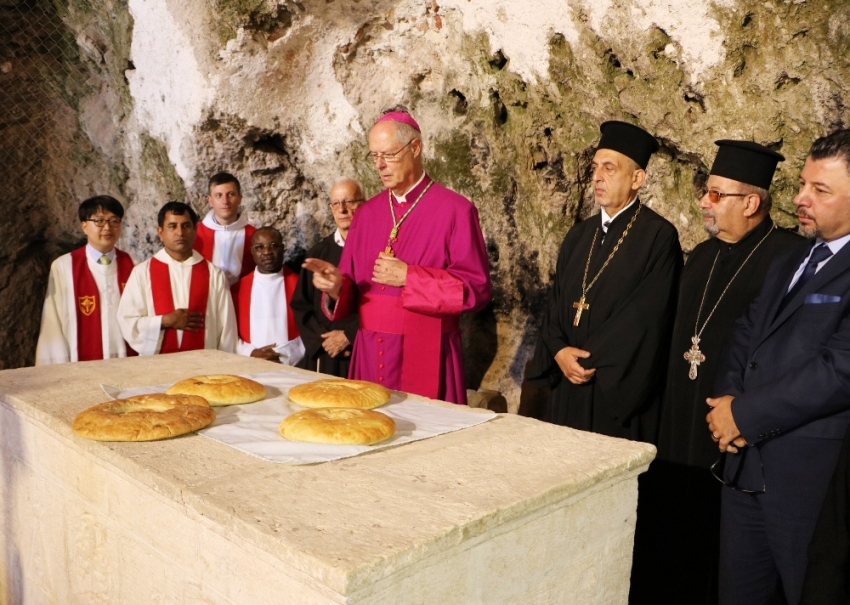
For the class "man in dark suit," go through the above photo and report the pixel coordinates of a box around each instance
[707,128,850,605]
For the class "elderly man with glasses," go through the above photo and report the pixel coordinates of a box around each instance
[36,195,139,365]
[231,226,304,365]
[291,178,364,377]
[303,107,491,404]
[630,141,801,605]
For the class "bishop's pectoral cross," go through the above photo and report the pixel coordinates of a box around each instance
[684,335,706,380]
[572,296,590,326]
[384,226,399,257]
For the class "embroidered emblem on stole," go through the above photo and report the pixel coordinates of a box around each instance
[79,295,96,316]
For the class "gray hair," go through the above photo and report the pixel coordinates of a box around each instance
[331,177,365,199]
[740,183,772,214]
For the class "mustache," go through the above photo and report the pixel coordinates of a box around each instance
[797,210,814,220]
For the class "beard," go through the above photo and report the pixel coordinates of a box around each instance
[702,213,719,237]
[798,213,820,239]
[799,224,821,239]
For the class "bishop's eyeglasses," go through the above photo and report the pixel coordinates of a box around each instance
[365,139,414,164]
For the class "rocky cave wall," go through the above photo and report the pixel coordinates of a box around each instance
[2,0,849,409]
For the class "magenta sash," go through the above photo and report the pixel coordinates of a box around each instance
[359,292,458,399]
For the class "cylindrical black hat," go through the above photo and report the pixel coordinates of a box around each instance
[710,140,785,190]
[597,121,660,169]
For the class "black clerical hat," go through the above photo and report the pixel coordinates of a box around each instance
[710,140,785,190]
[597,121,660,169]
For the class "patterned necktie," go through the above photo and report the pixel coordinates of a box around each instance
[778,243,833,313]
[98,255,111,266]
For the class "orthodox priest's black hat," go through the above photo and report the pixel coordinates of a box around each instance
[710,140,785,190]
[597,121,660,169]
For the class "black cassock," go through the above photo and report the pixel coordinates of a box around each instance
[527,200,682,443]
[658,218,803,466]
[291,234,359,378]
[630,219,802,605]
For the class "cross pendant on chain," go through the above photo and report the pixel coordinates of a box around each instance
[573,296,590,326]
[684,335,706,380]
[384,226,399,257]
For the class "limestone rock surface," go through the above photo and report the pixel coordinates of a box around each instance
[2,0,849,409]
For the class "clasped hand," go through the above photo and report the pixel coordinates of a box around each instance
[554,346,596,384]
[322,330,350,357]
[706,395,748,453]
[250,344,280,363]
[161,309,203,332]
[372,253,407,287]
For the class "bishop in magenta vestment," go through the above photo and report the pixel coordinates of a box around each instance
[328,174,491,404]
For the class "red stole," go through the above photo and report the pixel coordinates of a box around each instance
[193,222,257,279]
[149,257,210,353]
[232,267,299,344]
[71,246,137,361]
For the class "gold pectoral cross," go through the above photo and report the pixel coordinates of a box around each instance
[573,296,590,326]
[384,227,398,257]
[684,335,706,380]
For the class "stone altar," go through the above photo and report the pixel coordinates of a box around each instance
[0,350,654,604]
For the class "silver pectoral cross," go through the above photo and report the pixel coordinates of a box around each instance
[684,335,706,380]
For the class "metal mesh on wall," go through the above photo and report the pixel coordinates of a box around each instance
[1,0,85,187]
[0,0,87,370]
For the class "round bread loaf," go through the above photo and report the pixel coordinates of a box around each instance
[72,393,215,441]
[166,374,266,406]
[279,408,396,445]
[288,379,391,409]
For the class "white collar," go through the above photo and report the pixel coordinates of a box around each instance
[334,229,345,247]
[86,244,115,263]
[392,171,427,204]
[601,197,638,229]
[153,248,204,266]
[202,209,249,231]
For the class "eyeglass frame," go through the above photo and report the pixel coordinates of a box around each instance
[85,218,123,228]
[365,139,416,164]
[251,242,284,253]
[706,190,750,204]
[329,198,365,210]
[709,448,765,494]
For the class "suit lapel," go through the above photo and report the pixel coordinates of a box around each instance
[757,241,850,347]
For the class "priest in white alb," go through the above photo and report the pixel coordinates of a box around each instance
[117,201,237,355]
[231,226,305,365]
[36,195,137,365]
[193,172,256,285]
